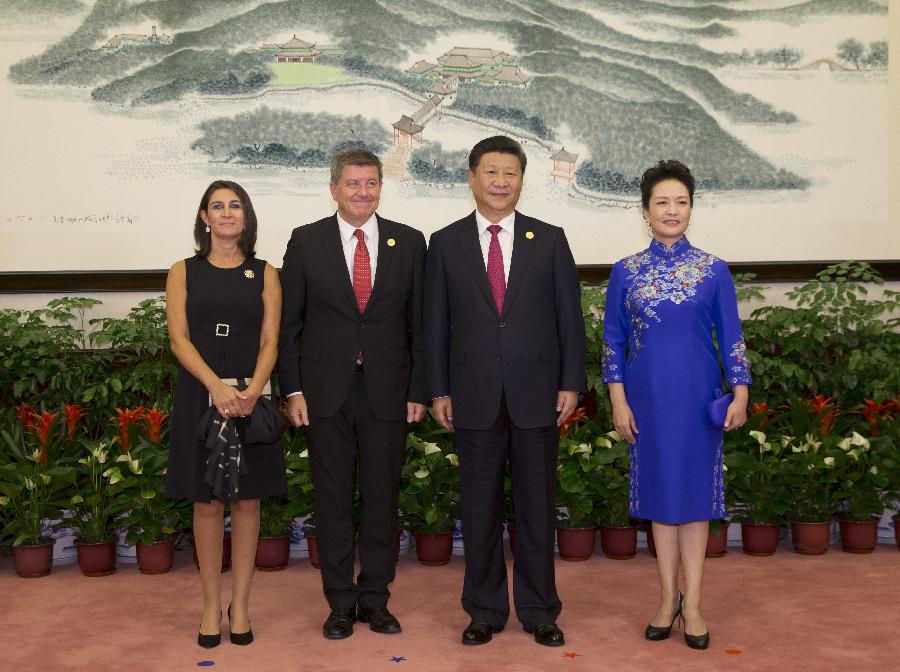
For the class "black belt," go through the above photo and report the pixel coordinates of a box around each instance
[198,322,256,337]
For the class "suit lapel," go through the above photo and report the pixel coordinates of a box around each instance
[365,214,396,314]
[320,214,358,310]
[501,212,535,318]
[456,212,497,314]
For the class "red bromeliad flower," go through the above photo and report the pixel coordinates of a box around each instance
[114,407,146,453]
[805,395,837,435]
[559,406,588,438]
[15,402,37,432]
[857,399,899,436]
[748,402,772,429]
[31,411,58,466]
[64,404,88,440]
[141,408,168,444]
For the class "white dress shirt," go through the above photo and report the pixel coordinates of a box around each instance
[475,209,514,283]
[286,212,378,398]
[337,211,378,285]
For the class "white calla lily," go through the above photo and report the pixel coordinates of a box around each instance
[414,469,429,479]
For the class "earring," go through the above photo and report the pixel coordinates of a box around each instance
[205,225,210,233]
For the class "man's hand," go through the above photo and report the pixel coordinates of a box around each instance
[407,402,426,423]
[433,396,454,430]
[555,391,579,427]
[286,394,310,427]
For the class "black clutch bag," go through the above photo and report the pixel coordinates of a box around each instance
[201,378,290,445]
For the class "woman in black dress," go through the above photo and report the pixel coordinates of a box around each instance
[166,180,285,647]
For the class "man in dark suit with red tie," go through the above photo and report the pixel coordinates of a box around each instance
[424,136,586,647]
[278,148,427,639]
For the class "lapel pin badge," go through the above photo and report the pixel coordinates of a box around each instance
[525,231,534,240]
[387,238,396,247]
[243,269,255,279]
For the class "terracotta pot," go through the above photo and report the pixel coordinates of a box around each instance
[191,534,232,572]
[645,523,657,558]
[307,534,321,568]
[415,531,453,566]
[75,539,117,576]
[599,525,637,559]
[556,525,596,561]
[790,521,830,555]
[507,523,517,555]
[13,542,54,578]
[705,521,730,558]
[839,518,878,554]
[741,523,780,556]
[255,534,290,571]
[136,538,175,574]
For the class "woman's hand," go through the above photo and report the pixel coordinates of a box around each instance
[233,386,262,417]
[723,398,748,431]
[209,380,248,418]
[612,402,639,445]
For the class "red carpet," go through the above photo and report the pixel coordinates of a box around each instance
[3,540,898,672]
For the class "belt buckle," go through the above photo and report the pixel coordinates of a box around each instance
[215,323,230,337]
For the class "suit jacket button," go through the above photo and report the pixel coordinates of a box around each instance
[496,355,502,361]
[360,322,366,328]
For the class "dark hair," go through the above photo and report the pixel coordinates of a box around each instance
[194,180,258,259]
[468,135,527,174]
[330,148,383,183]
[639,160,695,209]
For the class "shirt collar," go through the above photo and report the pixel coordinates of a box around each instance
[337,212,377,243]
[649,235,691,259]
[475,209,515,235]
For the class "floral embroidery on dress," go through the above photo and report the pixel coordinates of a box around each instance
[602,340,622,382]
[712,438,725,518]
[622,243,718,354]
[728,339,752,385]
[629,442,640,516]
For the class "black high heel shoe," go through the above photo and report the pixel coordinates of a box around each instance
[684,628,710,650]
[228,604,254,645]
[197,610,222,648]
[645,592,683,641]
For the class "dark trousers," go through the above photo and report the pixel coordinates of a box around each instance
[307,372,405,610]
[455,396,561,630]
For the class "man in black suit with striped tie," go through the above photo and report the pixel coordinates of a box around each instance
[424,136,586,647]
[278,148,427,640]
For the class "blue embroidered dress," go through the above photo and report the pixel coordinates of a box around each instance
[601,237,751,524]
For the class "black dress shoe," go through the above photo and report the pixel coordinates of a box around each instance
[228,604,254,646]
[323,608,357,640]
[525,623,565,647]
[462,621,504,645]
[357,606,402,634]
[197,610,222,648]
[684,630,710,650]
[645,592,683,641]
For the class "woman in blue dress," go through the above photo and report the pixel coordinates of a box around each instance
[602,160,750,650]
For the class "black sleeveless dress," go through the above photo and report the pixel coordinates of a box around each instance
[166,256,286,502]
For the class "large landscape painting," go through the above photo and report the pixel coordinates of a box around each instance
[0,0,891,271]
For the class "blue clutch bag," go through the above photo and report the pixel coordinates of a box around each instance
[707,389,733,429]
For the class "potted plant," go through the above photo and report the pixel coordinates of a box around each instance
[399,433,460,566]
[256,496,293,571]
[593,432,637,560]
[282,436,317,566]
[117,437,181,573]
[0,413,76,577]
[69,439,134,575]
[724,430,791,556]
[705,519,731,558]
[781,433,838,555]
[555,433,603,561]
[833,431,891,553]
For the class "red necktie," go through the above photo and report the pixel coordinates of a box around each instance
[486,224,506,314]
[352,229,371,313]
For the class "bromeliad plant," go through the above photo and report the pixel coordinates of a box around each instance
[0,415,76,546]
[399,432,460,534]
